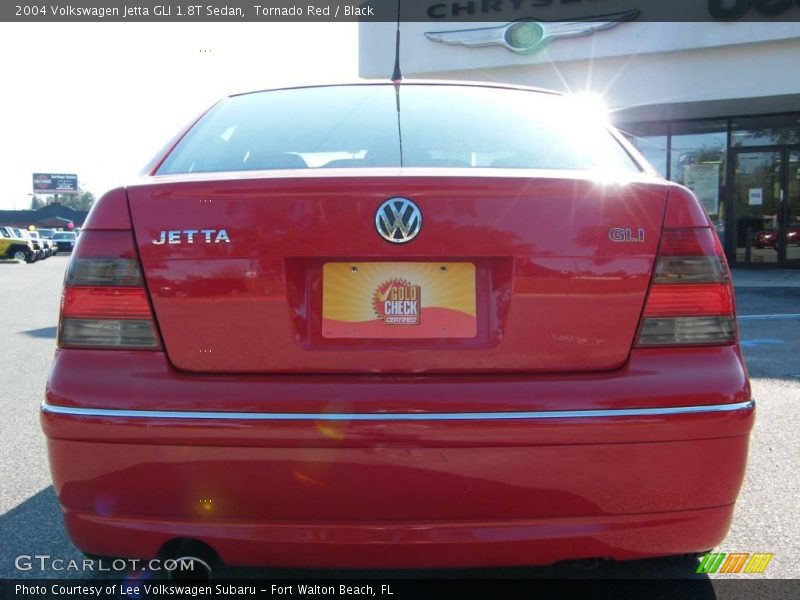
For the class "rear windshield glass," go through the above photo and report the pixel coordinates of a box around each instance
[53,232,76,240]
[157,85,640,175]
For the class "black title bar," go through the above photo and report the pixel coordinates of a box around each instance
[2,578,800,600]
[4,1,800,22]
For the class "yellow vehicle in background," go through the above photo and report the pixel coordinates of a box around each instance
[0,226,36,262]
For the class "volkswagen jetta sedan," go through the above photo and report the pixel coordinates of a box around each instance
[42,82,753,569]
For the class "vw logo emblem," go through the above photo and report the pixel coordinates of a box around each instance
[375,198,422,244]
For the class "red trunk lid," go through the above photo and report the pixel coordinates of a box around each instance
[129,170,667,373]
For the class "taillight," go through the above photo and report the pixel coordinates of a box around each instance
[636,227,736,347]
[58,231,161,350]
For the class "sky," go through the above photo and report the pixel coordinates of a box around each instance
[0,23,359,210]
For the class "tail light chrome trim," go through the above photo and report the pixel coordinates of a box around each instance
[60,319,160,349]
[41,399,755,421]
[653,256,727,284]
[58,231,162,350]
[66,258,142,287]
[638,316,736,347]
[636,226,736,348]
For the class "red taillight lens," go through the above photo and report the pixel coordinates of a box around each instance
[62,287,152,319]
[58,232,161,350]
[643,283,734,317]
[637,227,736,347]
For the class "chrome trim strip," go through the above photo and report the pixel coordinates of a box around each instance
[41,400,754,421]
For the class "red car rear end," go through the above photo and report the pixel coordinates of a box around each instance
[42,83,753,569]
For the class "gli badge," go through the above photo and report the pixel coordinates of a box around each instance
[608,228,645,243]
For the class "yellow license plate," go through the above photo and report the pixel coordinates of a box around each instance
[322,262,477,339]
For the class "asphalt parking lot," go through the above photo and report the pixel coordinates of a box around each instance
[1,256,798,586]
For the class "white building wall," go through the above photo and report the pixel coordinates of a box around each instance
[359,22,800,121]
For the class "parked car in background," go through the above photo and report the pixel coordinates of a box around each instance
[10,228,44,261]
[28,231,53,258]
[38,229,61,257]
[0,226,36,262]
[52,231,77,253]
[753,226,800,249]
[38,228,57,250]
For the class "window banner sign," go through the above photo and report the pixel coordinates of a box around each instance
[685,163,721,217]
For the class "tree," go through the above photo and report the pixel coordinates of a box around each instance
[30,196,44,209]
[57,188,95,211]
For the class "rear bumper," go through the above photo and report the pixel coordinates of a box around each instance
[42,346,754,568]
[61,505,736,569]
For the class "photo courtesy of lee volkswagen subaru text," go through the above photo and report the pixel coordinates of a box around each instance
[41,82,754,569]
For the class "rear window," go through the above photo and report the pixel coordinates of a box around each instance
[54,232,76,240]
[157,84,640,175]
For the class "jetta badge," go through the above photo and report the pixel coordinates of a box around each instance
[375,198,422,244]
[425,10,639,56]
[152,229,230,245]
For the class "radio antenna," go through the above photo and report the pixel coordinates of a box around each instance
[391,0,402,81]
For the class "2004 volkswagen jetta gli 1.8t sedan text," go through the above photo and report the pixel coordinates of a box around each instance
[42,82,754,569]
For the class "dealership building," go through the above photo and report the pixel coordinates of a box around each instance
[360,19,800,268]
[0,203,88,230]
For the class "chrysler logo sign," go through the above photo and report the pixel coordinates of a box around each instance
[375,198,422,244]
[425,10,639,55]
